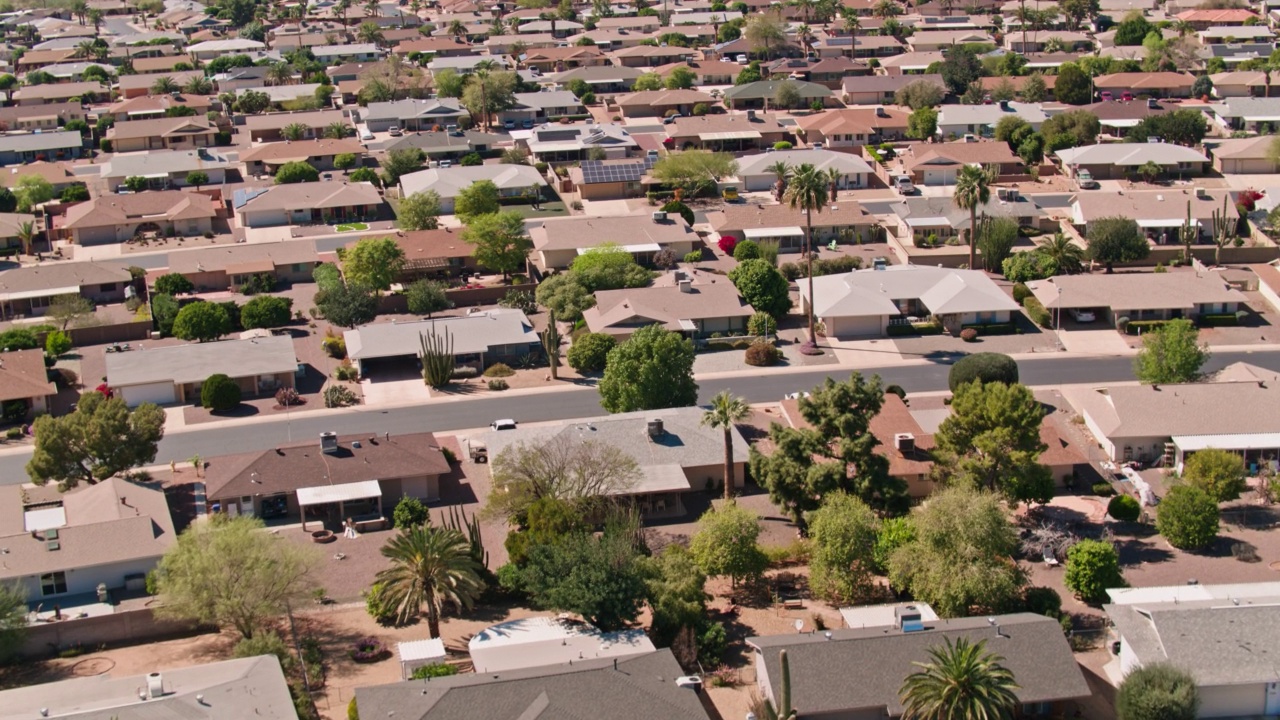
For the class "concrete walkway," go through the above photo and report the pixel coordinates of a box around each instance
[1059,328,1131,354]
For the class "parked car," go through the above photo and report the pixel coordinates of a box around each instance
[388,126,402,137]
[491,419,518,431]
[522,119,534,129]
[663,113,682,124]
[1121,91,1133,102]
[736,54,748,64]
[1076,169,1099,190]
[646,148,660,160]
[1099,91,1113,101]
[359,130,374,141]
[722,185,740,202]
[783,392,811,400]
[893,175,916,195]
[1070,309,1097,323]
[503,119,516,129]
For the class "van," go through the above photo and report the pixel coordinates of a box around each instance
[736,54,748,64]
[893,175,915,195]
[490,419,518,431]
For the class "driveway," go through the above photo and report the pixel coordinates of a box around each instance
[360,361,430,406]
[1059,327,1130,354]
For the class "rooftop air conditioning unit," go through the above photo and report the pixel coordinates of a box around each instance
[895,605,924,632]
[647,419,665,437]
[320,431,339,454]
[652,211,667,221]
[895,432,915,453]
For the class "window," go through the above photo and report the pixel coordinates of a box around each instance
[99,283,116,292]
[41,571,67,596]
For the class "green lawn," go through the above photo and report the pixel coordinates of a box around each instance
[335,222,369,232]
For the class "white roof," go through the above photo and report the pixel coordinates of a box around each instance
[799,265,1020,319]
[397,638,447,663]
[467,617,656,674]
[744,226,803,238]
[1055,143,1209,167]
[839,602,940,630]
[398,164,547,199]
[295,479,382,507]
[1172,433,1280,452]
[701,130,762,141]
[737,148,873,177]
[187,38,265,52]
[344,309,539,361]
[23,506,66,533]
[1108,581,1280,605]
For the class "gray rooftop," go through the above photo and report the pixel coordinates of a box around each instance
[1028,271,1246,312]
[363,98,467,122]
[105,335,298,387]
[344,309,539,361]
[101,149,230,179]
[1055,143,1210,167]
[1209,96,1280,120]
[1107,600,1280,686]
[0,131,83,153]
[938,101,1050,128]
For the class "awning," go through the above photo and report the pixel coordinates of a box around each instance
[699,130,762,141]
[295,479,382,507]
[1137,219,1195,228]
[398,638,446,663]
[1172,433,1280,452]
[0,284,80,302]
[577,243,661,254]
[625,464,693,494]
[744,226,803,239]
[677,318,698,331]
[263,156,311,166]
[23,506,66,533]
[1100,119,1143,128]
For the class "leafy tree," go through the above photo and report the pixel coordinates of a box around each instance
[152,293,179,336]
[751,373,908,523]
[888,486,1025,617]
[14,175,55,212]
[0,328,38,350]
[155,516,319,639]
[334,153,358,173]
[599,324,697,413]
[405,279,450,316]
[633,72,663,91]
[240,295,294,329]
[570,244,651,291]
[0,187,17,213]
[535,273,596,322]
[487,437,640,521]
[154,272,194,296]
[186,171,209,190]
[453,179,501,220]
[398,190,441,230]
[1021,72,1047,102]
[49,294,96,331]
[342,237,406,291]
[45,329,72,357]
[728,258,792,320]
[236,89,272,114]
[567,332,615,372]
[503,496,586,566]
[172,301,230,342]
[1087,216,1149,272]
[316,283,378,327]
[936,380,1053,506]
[382,149,425,184]
[939,45,982,95]
[26,392,165,488]
[350,167,380,185]
[123,176,149,194]
[274,161,320,184]
[894,79,945,109]
[1060,0,1099,29]
[1127,108,1207,146]
[976,216,1019,271]
[743,12,787,59]
[434,68,465,98]
[460,68,518,130]
[899,637,1020,720]
[1053,62,1091,105]
[200,373,242,411]
[873,516,915,574]
[808,492,879,604]
[1114,11,1153,45]
[375,526,484,635]
[461,210,531,279]
[773,79,802,109]
[515,521,649,630]
[644,544,708,648]
[1156,484,1220,550]
[994,115,1029,144]
[907,106,938,139]
[701,390,750,500]
[1116,663,1200,720]
[1041,109,1100,148]
[690,502,768,587]
[666,66,696,89]
[1191,75,1213,98]
[0,583,25,664]
[949,353,1018,393]
[650,151,738,195]
[1133,318,1209,384]
[1064,539,1126,604]
[1183,448,1248,502]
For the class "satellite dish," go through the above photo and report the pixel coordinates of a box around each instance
[794,619,804,633]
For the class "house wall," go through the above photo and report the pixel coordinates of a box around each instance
[1217,156,1278,174]
[13,556,163,602]
[683,461,746,489]
[175,370,294,405]
[578,180,640,200]
[113,134,212,153]
[1198,683,1268,718]
[21,604,204,658]
[379,474,440,502]
[697,314,750,334]
[238,208,295,228]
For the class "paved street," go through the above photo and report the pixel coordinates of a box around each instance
[3,351,1278,482]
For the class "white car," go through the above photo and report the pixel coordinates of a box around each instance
[491,419,517,431]
[1070,309,1097,323]
[783,392,811,400]
[893,175,916,195]
[359,130,374,141]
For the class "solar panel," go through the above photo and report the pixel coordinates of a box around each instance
[578,156,656,184]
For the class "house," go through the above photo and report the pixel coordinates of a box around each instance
[186,38,266,60]
[117,69,205,98]
[523,122,639,161]
[239,137,367,176]
[479,406,749,514]
[666,113,788,152]
[898,140,1023,185]
[159,241,320,292]
[583,270,756,339]
[748,613,1089,719]
[242,109,350,142]
[1256,260,1280,313]
[468,617,656,674]
[1055,143,1210,181]
[0,161,77,192]
[12,81,108,105]
[849,34,907,59]
[529,214,698,269]
[568,157,657,201]
[1106,581,1280,718]
[805,57,873,90]
[1208,97,1280,132]
[312,43,382,63]
[520,45,606,72]
[842,74,946,105]
[236,84,324,107]
[0,656,298,719]
[1094,72,1196,98]
[355,650,714,720]
[212,66,274,93]
[0,261,132,318]
[1208,70,1269,98]
[392,36,476,57]
[878,51,945,75]
[1069,188,1235,244]
[398,164,546,214]
[343,309,540,376]
[1173,7,1260,28]
[611,44,698,68]
[105,115,216,152]
[722,80,832,110]
[1209,135,1278,173]
[936,100,1050,138]
[0,102,86,131]
[131,54,197,74]
[107,335,297,407]
[653,59,741,85]
[736,149,873,192]
[371,228,478,280]
[1080,98,1174,134]
[61,191,218,245]
[1064,362,1280,466]
[107,93,215,121]
[890,192,1047,244]
[1198,26,1274,45]
[0,131,83,165]
[0,348,56,417]
[541,65,644,93]
[1005,31,1092,53]
[798,265,1021,338]
[0,477,176,604]
[613,89,716,119]
[498,90,584,124]
[710,201,879,250]
[906,29,994,51]
[1028,271,1246,328]
[380,130,504,159]
[99,149,231,191]
[427,54,513,74]
[233,181,384,229]
[792,106,911,147]
[361,98,469,132]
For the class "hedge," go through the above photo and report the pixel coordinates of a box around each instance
[1022,296,1052,328]
[1197,313,1238,327]
[887,322,944,336]
[962,322,1019,335]
[1125,319,1173,335]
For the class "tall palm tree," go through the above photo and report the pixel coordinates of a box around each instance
[701,391,750,501]
[87,8,103,36]
[873,0,900,18]
[899,637,1020,720]
[16,221,35,257]
[448,19,468,39]
[364,0,380,17]
[767,160,792,201]
[267,62,294,86]
[74,40,96,59]
[784,163,828,349]
[282,123,308,141]
[183,76,213,95]
[791,0,816,23]
[953,164,992,270]
[150,75,179,94]
[1036,232,1085,275]
[325,121,351,139]
[335,0,351,27]
[375,525,485,637]
[840,8,860,35]
[823,166,841,203]
[472,58,499,130]
[358,20,385,46]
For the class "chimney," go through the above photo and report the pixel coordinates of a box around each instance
[320,431,339,454]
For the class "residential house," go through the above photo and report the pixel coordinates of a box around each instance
[594,15,664,32]
[12,81,107,105]
[666,113,788,152]
[43,61,113,82]
[241,109,350,142]
[99,149,231,190]
[186,38,266,60]
[399,164,546,213]
[356,650,714,720]
[1028,271,1246,328]
[233,181,384,228]
[468,617,656,674]
[107,93,215,121]
[0,102,85,131]
[1069,188,1234,244]
[0,162,78,192]
[1056,143,1210,182]
[798,265,1021,337]
[736,149,873,191]
[498,90,585,124]
[611,44,698,68]
[391,36,476,57]
[722,80,832,110]
[1210,134,1279,173]
[0,348,56,416]
[212,66,274,93]
[653,59,741,85]
[105,115,216,152]
[842,74,947,105]
[1208,70,1269,98]
[235,84,324,108]
[878,51,946,75]
[1081,98,1174,134]
[0,131,83,165]
[1198,26,1274,44]
[979,74,1059,101]
[582,270,756,339]
[159,241,320,292]
[0,656,298,719]
[343,308,540,376]
[361,98,469,132]
[312,43,382,64]
[898,140,1023,185]
[374,228,478,280]
[1094,72,1196,98]
[130,54,196,74]
[849,34,907,59]
[520,45,606,73]
[906,29,995,52]
[542,65,644,93]
[711,201,880,250]
[891,192,1047,243]
[380,129,504,159]
[614,89,716,119]
[568,157,656,201]
[60,191,218,245]
[107,335,297,407]
[936,100,1050,138]
[1208,97,1280,132]
[1005,31,1093,53]
[804,57,872,90]
[0,261,132,318]
[749,613,1089,718]
[1174,7,1260,28]
[426,55,513,74]
[529,214,698,269]
[239,137,367,176]
[0,212,38,254]
[522,122,639,162]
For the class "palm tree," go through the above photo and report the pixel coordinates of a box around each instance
[87,8,103,36]
[1042,35,1065,53]
[282,123,308,141]
[448,19,468,39]
[16,221,35,257]
[375,525,485,637]
[183,76,213,95]
[796,24,814,57]
[71,0,87,25]
[767,160,792,201]
[840,8,860,35]
[267,62,294,86]
[74,40,96,59]
[791,0,816,23]
[358,21,385,46]
[899,637,1020,720]
[335,0,351,27]
[701,391,750,501]
[953,164,992,270]
[873,0,900,18]
[823,166,841,203]
[472,58,499,130]
[784,163,829,349]
[364,0,380,17]
[325,122,351,139]
[150,75,179,94]
[1138,160,1162,184]
[1036,232,1085,275]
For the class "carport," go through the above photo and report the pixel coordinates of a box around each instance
[1172,434,1280,476]
[296,479,383,531]
[743,226,804,250]
[699,130,761,152]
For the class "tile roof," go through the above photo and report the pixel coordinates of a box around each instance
[1093,71,1195,90]
[0,261,132,299]
[100,149,232,179]
[63,191,218,230]
[900,140,1021,173]
[711,201,875,234]
[163,240,319,275]
[799,265,1020,318]
[239,137,367,164]
[105,115,215,142]
[1027,270,1246,312]
[0,162,74,188]
[0,348,55,401]
[615,88,715,107]
[736,148,873,176]
[242,109,348,131]
[1069,187,1230,224]
[841,74,946,94]
[1056,143,1209,168]
[367,229,475,264]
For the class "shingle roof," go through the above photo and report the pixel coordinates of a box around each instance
[722,79,832,101]
[0,131,83,153]
[841,74,946,94]
[239,137,366,164]
[0,261,131,299]
[163,240,319,275]
[105,115,214,142]
[12,81,107,101]
[1028,270,1246,312]
[100,149,231,180]
[1070,187,1231,224]
[1055,143,1209,168]
[736,148,873,177]
[530,214,695,252]
[584,275,755,334]
[343,309,539,361]
[1107,600,1280,687]
[901,140,1022,172]
[106,335,298,388]
[399,164,547,199]
[937,101,1050,127]
[235,181,382,213]
[63,191,218,230]
[799,265,1020,318]
[0,348,55,401]
[1094,71,1195,90]
[1069,368,1280,438]
[711,201,876,234]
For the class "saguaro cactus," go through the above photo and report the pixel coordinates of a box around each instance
[418,327,454,388]
[541,309,561,380]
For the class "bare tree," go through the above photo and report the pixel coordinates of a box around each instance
[486,436,641,520]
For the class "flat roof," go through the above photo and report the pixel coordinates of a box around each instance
[105,335,297,387]
[296,479,382,507]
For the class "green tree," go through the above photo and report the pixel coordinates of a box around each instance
[375,525,485,635]
[487,437,640,522]
[536,273,596,322]
[152,293,179,336]
[453,179,501,220]
[316,283,378,327]
[0,583,25,664]
[14,175,55,212]
[1087,216,1149,272]
[186,171,209,190]
[1064,539,1126,604]
[1116,663,1200,720]
[994,115,1029,143]
[954,164,993,269]
[334,153,358,173]
[976,216,1019,271]
[151,75,179,94]
[26,393,165,488]
[889,486,1025,617]
[873,516,915,574]
[460,65,518,130]
[1021,72,1048,102]
[1127,108,1208,147]
[728,258,792,320]
[48,294,95,331]
[1133,318,1209,384]
[633,72,663,91]
[1053,62,1092,104]
[895,79,945,109]
[1114,11,1154,45]
[381,148,425,184]
[123,176,149,194]
[200,373,242,411]
[936,380,1053,506]
[172,301,230,342]
[566,331,615,372]
[342,237,406,291]
[236,89,272,114]
[154,516,319,639]
[899,637,1020,720]
[45,329,72,357]
[784,163,828,347]
[503,496,587,567]
[644,544,709,648]
[666,66,696,89]
[1156,484,1220,550]
[274,161,320,184]
[434,68,466,98]
[701,390,750,501]
[1035,232,1086,275]
[398,190,442,230]
[240,295,293,329]
[154,272,194,296]
[461,210,531,279]
[405,279,450,316]
[743,12,787,59]
[773,79,802,109]
[808,492,879,604]
[907,106,938,139]
[1060,0,1099,29]
[516,521,649,630]
[282,122,307,142]
[650,150,738,196]
[689,502,768,587]
[599,324,697,413]
[939,44,982,95]
[1183,448,1248,502]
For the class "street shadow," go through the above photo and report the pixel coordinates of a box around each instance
[211,404,260,418]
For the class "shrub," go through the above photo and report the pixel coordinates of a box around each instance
[1157,485,1219,550]
[483,362,514,377]
[233,631,291,664]
[567,332,616,372]
[698,621,728,667]
[1116,315,1130,333]
[885,384,906,400]
[275,387,301,406]
[960,327,978,342]
[661,200,694,226]
[683,250,702,264]
[747,311,776,336]
[733,239,761,261]
[348,698,359,720]
[324,385,357,408]
[744,341,782,366]
[1116,663,1200,720]
[393,496,430,528]
[488,378,509,391]
[363,582,397,625]
[773,141,792,150]
[1092,482,1117,497]
[451,366,479,379]
[1022,295,1052,328]
[1023,586,1063,619]
[349,637,389,663]
[1232,541,1261,563]
[1108,494,1141,522]
[947,352,1018,392]
[5,427,23,440]
[692,102,708,116]
[779,262,801,281]
[717,235,737,255]
[1064,539,1126,604]
[1012,282,1031,304]
[45,330,72,357]
[200,373,241,411]
[410,663,458,679]
[814,255,863,276]
[334,362,359,381]
[322,334,346,359]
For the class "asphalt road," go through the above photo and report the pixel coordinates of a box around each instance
[4,350,1278,483]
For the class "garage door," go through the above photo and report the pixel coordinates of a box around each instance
[120,382,176,407]
[828,315,883,338]
[922,170,947,186]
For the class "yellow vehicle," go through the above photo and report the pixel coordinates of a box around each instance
[721,186,740,202]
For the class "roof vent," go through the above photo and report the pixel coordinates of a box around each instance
[320,431,339,454]
[146,672,164,699]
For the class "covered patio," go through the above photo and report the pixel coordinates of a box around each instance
[1172,434,1280,476]
[297,479,385,532]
